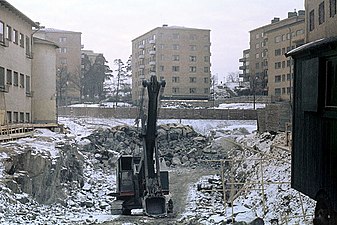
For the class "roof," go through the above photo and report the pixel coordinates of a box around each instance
[39,28,82,34]
[0,0,39,27]
[286,36,337,57]
[33,37,59,48]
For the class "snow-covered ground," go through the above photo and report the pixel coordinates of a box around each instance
[0,114,316,224]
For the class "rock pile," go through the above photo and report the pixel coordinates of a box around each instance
[80,123,227,169]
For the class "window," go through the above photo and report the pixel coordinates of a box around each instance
[275,62,281,69]
[13,29,18,44]
[204,67,209,73]
[26,36,30,56]
[275,36,281,43]
[6,69,12,84]
[159,65,164,72]
[20,73,24,88]
[325,57,337,107]
[59,37,67,42]
[19,112,24,123]
[275,75,281,83]
[190,45,196,51]
[204,56,210,62]
[275,49,281,56]
[173,33,179,39]
[204,88,209,94]
[189,66,196,73]
[309,10,315,31]
[19,33,24,47]
[190,56,197,62]
[25,113,30,123]
[282,88,286,94]
[282,61,286,68]
[13,72,18,86]
[330,0,337,17]
[13,112,18,123]
[172,77,179,83]
[189,34,197,40]
[173,55,180,61]
[6,25,11,41]
[255,43,259,49]
[255,53,260,59]
[204,77,209,83]
[26,75,31,94]
[319,2,325,24]
[173,44,179,50]
[60,58,67,65]
[296,29,304,36]
[255,63,260,69]
[172,66,180,72]
[282,74,286,82]
[7,111,12,123]
[172,87,179,93]
[0,21,4,42]
[0,67,4,88]
[255,33,259,39]
[275,88,281,96]
[60,47,67,53]
[189,88,196,93]
[189,77,196,83]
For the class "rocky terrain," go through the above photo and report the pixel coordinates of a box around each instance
[0,117,316,224]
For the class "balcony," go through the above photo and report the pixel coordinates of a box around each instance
[149,39,155,44]
[150,71,156,76]
[239,65,247,70]
[149,61,156,66]
[138,44,144,49]
[239,57,246,62]
[138,54,145,59]
[139,64,145,69]
[149,50,156,55]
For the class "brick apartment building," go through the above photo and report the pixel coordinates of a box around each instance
[131,25,211,104]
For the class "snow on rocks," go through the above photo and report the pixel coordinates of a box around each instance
[180,132,315,225]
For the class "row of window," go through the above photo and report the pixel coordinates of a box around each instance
[309,0,337,31]
[0,20,31,56]
[274,60,293,69]
[171,76,209,83]
[274,87,293,96]
[275,46,296,56]
[274,29,304,44]
[0,66,31,94]
[274,73,293,83]
[6,111,30,123]
[172,87,209,94]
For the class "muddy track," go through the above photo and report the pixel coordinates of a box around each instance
[101,167,213,225]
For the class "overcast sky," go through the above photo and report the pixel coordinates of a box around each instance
[9,0,304,81]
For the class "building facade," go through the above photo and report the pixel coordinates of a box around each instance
[0,0,58,125]
[36,28,82,106]
[248,11,305,101]
[305,0,337,42]
[131,25,211,104]
[239,49,250,82]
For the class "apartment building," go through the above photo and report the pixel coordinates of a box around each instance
[248,11,305,101]
[36,28,82,106]
[305,0,337,42]
[239,49,250,82]
[131,25,211,104]
[0,0,58,124]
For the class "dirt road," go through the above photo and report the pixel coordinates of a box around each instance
[101,167,214,225]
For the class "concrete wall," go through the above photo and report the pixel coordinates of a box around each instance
[58,107,257,120]
[32,40,57,123]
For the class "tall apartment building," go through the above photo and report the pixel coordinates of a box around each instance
[36,28,82,105]
[131,25,211,104]
[305,0,337,42]
[248,11,305,100]
[0,0,58,124]
[239,49,250,82]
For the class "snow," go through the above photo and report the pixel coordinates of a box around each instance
[0,103,316,224]
[217,102,265,110]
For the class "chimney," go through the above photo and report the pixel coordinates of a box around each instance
[298,10,305,16]
[288,11,297,18]
[162,24,168,27]
[271,17,280,23]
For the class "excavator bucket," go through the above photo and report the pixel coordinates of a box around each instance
[144,196,166,217]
